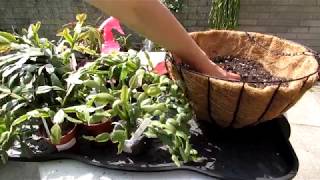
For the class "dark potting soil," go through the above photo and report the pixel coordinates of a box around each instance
[211,56,289,88]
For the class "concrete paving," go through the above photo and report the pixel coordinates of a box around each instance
[284,83,320,180]
[1,84,320,180]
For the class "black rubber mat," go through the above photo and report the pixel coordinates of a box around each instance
[8,116,298,180]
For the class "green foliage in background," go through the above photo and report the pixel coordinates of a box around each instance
[208,0,240,29]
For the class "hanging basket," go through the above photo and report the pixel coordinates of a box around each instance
[166,30,319,128]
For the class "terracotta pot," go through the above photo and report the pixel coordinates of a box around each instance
[83,119,113,136]
[43,125,77,152]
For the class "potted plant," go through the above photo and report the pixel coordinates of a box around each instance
[62,103,114,137]
[0,22,76,160]
[59,62,118,137]
[0,13,199,167]
[57,13,103,70]
[70,52,197,166]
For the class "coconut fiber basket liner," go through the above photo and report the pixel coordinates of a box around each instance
[166,30,319,128]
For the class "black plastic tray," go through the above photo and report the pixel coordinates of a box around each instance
[8,116,298,180]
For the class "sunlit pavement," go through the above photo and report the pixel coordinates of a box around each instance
[285,83,320,180]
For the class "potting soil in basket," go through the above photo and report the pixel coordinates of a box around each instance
[212,56,289,88]
[167,30,319,128]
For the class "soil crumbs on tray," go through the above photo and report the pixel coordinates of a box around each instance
[212,56,289,88]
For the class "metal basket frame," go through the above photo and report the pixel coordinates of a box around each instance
[165,31,319,127]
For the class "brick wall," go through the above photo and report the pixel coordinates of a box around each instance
[0,0,211,41]
[239,0,320,51]
[175,0,212,31]
[0,0,108,39]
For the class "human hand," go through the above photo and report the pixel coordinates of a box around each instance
[173,54,240,81]
[199,60,240,80]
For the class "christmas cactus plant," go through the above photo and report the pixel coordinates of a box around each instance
[64,53,197,166]
[0,13,197,167]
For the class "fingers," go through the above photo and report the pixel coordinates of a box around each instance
[226,72,241,81]
[208,62,240,81]
[170,54,240,81]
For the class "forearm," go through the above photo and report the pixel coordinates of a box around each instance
[86,0,211,70]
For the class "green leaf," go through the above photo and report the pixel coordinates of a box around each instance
[144,129,157,138]
[73,46,97,56]
[176,131,188,139]
[137,92,147,103]
[15,55,30,66]
[120,85,129,104]
[111,130,127,154]
[2,100,19,112]
[160,76,171,85]
[140,98,151,106]
[94,93,115,105]
[0,36,10,44]
[26,109,51,119]
[11,114,29,127]
[11,102,27,114]
[172,155,181,167]
[78,110,91,123]
[2,65,21,78]
[143,52,154,68]
[64,113,83,124]
[129,69,145,89]
[31,22,41,34]
[96,133,110,143]
[44,49,52,58]
[76,13,87,25]
[23,72,34,84]
[0,86,10,94]
[65,71,83,85]
[8,73,19,88]
[82,135,96,141]
[136,69,145,82]
[83,80,100,89]
[120,64,128,82]
[0,131,10,144]
[63,105,80,113]
[0,94,8,100]
[0,31,17,43]
[52,86,65,92]
[0,54,23,67]
[37,65,45,76]
[166,118,179,127]
[50,73,63,88]
[53,109,65,124]
[44,64,54,74]
[164,124,176,135]
[89,114,104,124]
[62,28,73,46]
[36,86,52,94]
[129,74,138,89]
[184,141,191,158]
[141,103,166,113]
[126,59,138,71]
[50,124,62,145]
[146,86,161,97]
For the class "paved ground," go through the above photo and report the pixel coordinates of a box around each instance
[284,83,320,180]
[1,84,320,180]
